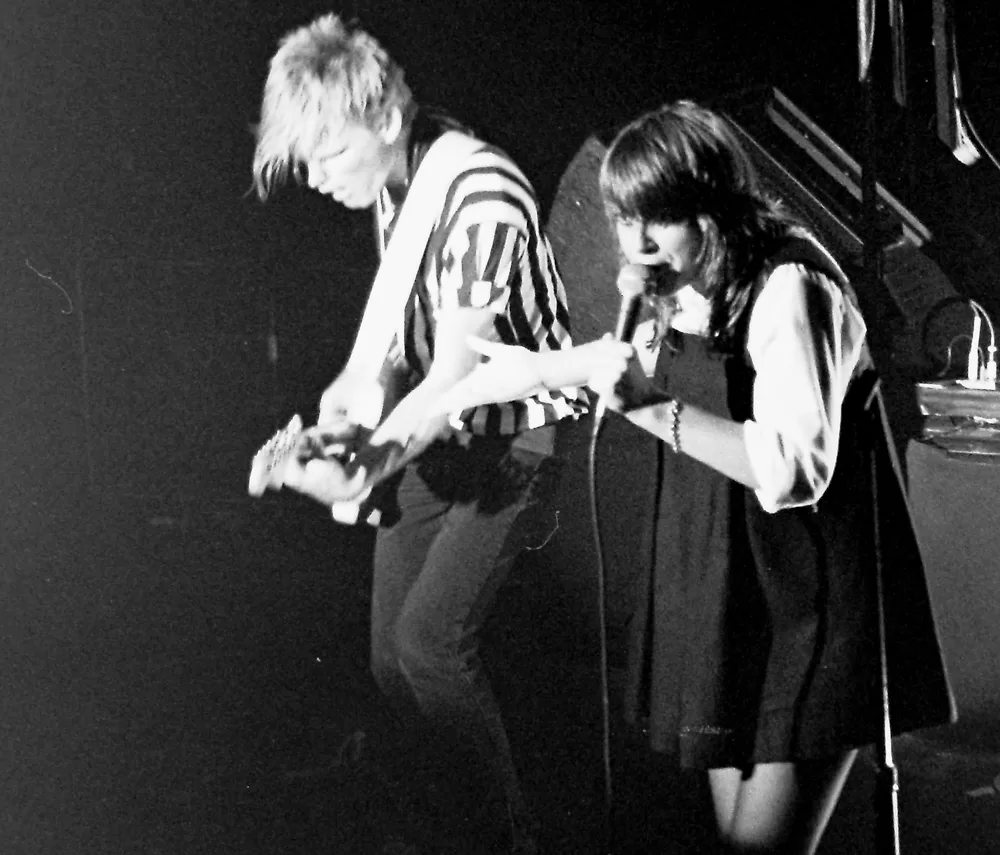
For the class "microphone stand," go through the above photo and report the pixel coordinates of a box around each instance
[859,2,901,852]
[868,385,901,855]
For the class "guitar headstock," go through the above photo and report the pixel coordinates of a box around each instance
[248,414,303,497]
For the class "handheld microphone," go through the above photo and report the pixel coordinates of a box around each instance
[594,263,651,422]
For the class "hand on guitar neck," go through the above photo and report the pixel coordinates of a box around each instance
[248,412,407,522]
[248,370,412,525]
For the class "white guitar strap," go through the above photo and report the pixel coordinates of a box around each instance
[329,131,484,527]
[344,130,486,379]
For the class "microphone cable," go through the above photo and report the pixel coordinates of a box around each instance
[587,406,615,855]
[585,262,649,854]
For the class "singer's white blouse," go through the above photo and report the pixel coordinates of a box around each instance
[635,262,868,513]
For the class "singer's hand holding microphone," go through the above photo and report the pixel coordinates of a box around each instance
[591,263,652,420]
[426,264,650,417]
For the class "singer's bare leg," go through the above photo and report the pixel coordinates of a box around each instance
[707,749,857,854]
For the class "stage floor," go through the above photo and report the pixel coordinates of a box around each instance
[4,497,1000,855]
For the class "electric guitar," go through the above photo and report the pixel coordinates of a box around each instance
[247,414,384,525]
[247,370,410,526]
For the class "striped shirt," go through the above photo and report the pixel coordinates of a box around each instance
[375,110,586,437]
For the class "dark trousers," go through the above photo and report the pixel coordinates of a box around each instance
[370,429,560,850]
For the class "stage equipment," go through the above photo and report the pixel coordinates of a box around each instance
[907,438,1000,749]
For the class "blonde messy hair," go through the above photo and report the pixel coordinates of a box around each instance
[252,13,414,199]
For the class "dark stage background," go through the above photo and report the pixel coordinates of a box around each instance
[5,2,1000,853]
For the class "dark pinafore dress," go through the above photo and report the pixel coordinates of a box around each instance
[623,240,955,769]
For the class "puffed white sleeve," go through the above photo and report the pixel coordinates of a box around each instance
[742,263,867,512]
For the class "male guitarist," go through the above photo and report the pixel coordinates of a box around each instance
[252,13,585,855]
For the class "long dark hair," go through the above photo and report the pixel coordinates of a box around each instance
[599,100,801,352]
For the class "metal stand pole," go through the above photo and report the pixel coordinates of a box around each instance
[859,2,902,850]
